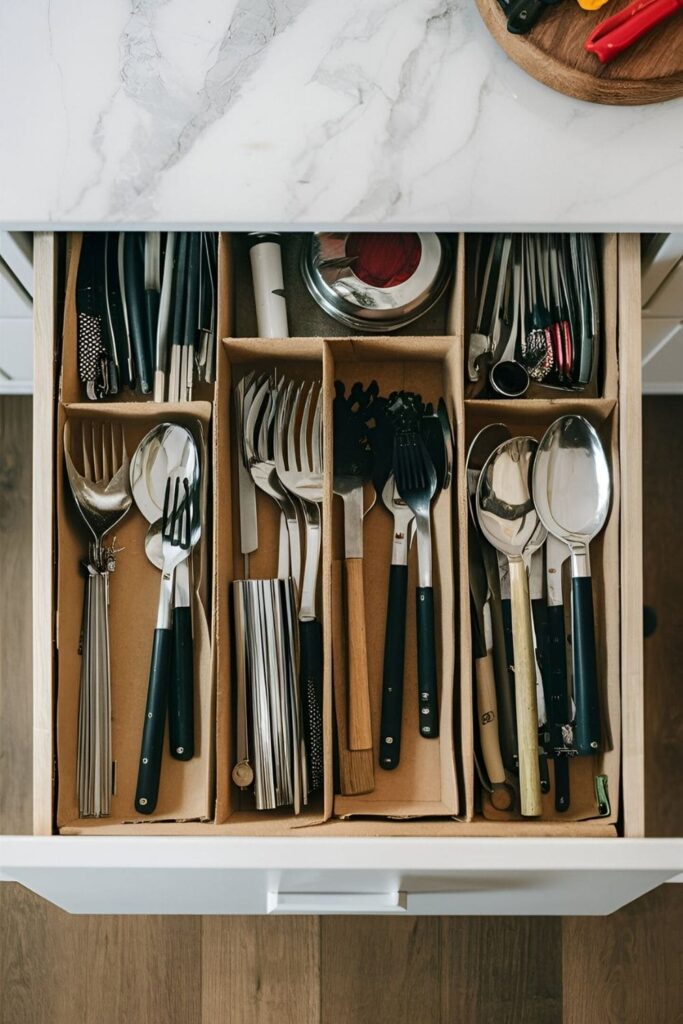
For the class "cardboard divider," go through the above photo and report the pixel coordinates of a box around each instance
[56,401,214,826]
[463,234,618,401]
[464,398,621,823]
[327,337,467,819]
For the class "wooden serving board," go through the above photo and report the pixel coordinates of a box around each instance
[476,0,683,105]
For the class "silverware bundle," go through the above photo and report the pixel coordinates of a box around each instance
[76,232,218,402]
[468,233,600,398]
[63,419,133,817]
[233,578,304,811]
[232,372,324,808]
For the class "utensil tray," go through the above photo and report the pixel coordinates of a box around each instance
[34,232,645,840]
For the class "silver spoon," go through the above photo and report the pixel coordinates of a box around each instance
[477,436,545,817]
[532,415,610,756]
[466,424,517,805]
[131,423,201,762]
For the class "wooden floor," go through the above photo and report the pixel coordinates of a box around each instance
[1,395,682,1024]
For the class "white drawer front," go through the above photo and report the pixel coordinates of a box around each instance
[2,837,682,916]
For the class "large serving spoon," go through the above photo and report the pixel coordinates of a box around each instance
[533,415,610,756]
[466,424,516,798]
[477,436,545,816]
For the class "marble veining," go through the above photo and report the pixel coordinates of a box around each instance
[1,0,681,227]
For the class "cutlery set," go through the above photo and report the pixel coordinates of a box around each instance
[232,373,324,810]
[468,233,600,398]
[76,232,218,402]
[468,414,611,816]
[332,382,453,787]
[63,232,617,827]
[65,417,203,817]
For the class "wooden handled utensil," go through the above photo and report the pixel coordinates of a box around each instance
[477,436,546,816]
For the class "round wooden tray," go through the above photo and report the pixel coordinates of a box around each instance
[476,0,683,105]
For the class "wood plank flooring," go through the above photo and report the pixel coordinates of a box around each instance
[1,395,682,1024]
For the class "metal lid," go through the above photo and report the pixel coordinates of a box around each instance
[301,232,452,332]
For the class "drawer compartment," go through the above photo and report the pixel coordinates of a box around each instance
[31,233,645,840]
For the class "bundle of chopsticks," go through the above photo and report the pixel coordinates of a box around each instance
[233,578,306,812]
[75,232,218,402]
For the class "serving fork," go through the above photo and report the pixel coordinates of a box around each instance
[244,374,302,590]
[135,474,193,815]
[393,432,439,739]
[64,418,133,818]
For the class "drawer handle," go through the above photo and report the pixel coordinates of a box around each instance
[267,891,408,914]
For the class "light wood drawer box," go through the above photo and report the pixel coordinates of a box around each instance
[1,232,681,916]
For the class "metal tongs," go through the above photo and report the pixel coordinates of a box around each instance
[585,0,683,64]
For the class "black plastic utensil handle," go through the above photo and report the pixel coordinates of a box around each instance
[572,575,602,756]
[124,233,152,394]
[145,289,160,369]
[169,606,194,761]
[379,564,409,770]
[554,756,571,814]
[135,627,172,815]
[490,591,517,773]
[300,618,324,793]
[416,587,439,739]
[546,605,571,729]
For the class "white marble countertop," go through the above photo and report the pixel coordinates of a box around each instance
[1,0,681,230]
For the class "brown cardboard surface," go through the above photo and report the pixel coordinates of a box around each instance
[56,401,214,826]
[59,816,617,837]
[464,398,621,824]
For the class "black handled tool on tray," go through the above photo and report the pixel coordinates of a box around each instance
[533,415,611,757]
[135,476,192,815]
[393,432,439,739]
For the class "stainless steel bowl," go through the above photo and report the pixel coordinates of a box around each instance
[301,232,452,332]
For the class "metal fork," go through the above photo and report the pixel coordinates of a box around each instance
[135,474,193,815]
[275,380,324,793]
[64,419,133,818]
[393,432,439,739]
[244,374,302,590]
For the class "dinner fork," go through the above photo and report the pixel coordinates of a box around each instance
[135,474,193,815]
[244,374,302,590]
[64,419,133,818]
[275,380,324,792]
[393,432,439,739]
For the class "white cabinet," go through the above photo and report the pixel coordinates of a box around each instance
[2,837,681,916]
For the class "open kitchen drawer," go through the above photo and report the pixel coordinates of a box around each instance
[1,232,681,916]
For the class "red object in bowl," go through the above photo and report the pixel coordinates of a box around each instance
[585,0,683,64]
[346,233,422,288]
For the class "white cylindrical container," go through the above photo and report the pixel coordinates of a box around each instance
[248,233,289,338]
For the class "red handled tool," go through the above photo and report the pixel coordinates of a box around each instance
[585,0,683,64]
